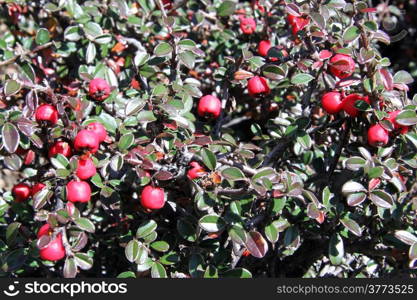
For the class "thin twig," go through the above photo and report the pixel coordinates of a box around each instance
[0,42,53,67]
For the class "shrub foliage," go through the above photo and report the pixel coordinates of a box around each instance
[0,0,416,278]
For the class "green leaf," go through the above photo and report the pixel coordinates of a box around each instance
[341,181,366,195]
[345,156,366,171]
[85,42,96,64]
[204,265,219,278]
[199,214,226,233]
[395,110,417,126]
[343,26,361,43]
[291,73,314,85]
[63,257,77,278]
[262,64,286,80]
[4,80,21,96]
[177,219,197,242]
[369,190,393,208]
[74,253,93,270]
[117,271,136,278]
[160,252,180,265]
[2,122,19,153]
[134,244,149,265]
[264,222,279,243]
[394,70,414,85]
[222,268,252,278]
[154,42,173,57]
[346,192,367,206]
[217,0,236,17]
[151,262,167,278]
[64,26,81,41]
[178,39,197,50]
[201,148,216,170]
[36,28,50,45]
[394,231,417,246]
[136,220,157,239]
[228,226,247,245]
[74,217,95,233]
[118,133,134,151]
[84,22,103,39]
[137,110,157,123]
[221,167,245,181]
[6,222,21,246]
[125,239,140,263]
[340,218,362,237]
[367,166,384,179]
[179,51,196,69]
[329,234,344,265]
[150,241,170,252]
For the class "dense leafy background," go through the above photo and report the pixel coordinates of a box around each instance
[0,0,417,278]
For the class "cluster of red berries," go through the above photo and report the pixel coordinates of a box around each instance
[321,90,409,147]
[321,91,370,117]
[197,75,270,119]
[367,111,409,147]
[11,78,117,261]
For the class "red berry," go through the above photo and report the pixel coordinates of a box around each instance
[86,122,107,143]
[240,17,256,35]
[321,92,343,114]
[386,110,409,134]
[66,180,91,203]
[141,185,165,210]
[31,183,46,196]
[248,76,270,97]
[88,78,111,101]
[341,94,370,117]
[329,53,356,79]
[48,141,72,158]
[35,104,58,125]
[368,124,389,147]
[187,162,207,180]
[197,95,222,119]
[258,40,271,57]
[74,130,99,153]
[289,16,310,36]
[76,157,97,180]
[12,183,31,203]
[37,224,66,261]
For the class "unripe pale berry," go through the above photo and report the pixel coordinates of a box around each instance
[187,162,207,180]
[12,183,31,203]
[321,92,343,114]
[141,185,165,210]
[247,76,270,97]
[86,122,107,143]
[341,94,370,117]
[329,53,356,79]
[386,110,409,134]
[76,157,96,180]
[66,180,91,203]
[35,104,58,125]
[48,141,72,158]
[197,95,222,119]
[74,130,99,153]
[37,224,66,261]
[368,124,389,147]
[88,78,111,101]
[31,183,46,196]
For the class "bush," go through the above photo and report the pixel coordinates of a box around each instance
[0,0,416,278]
